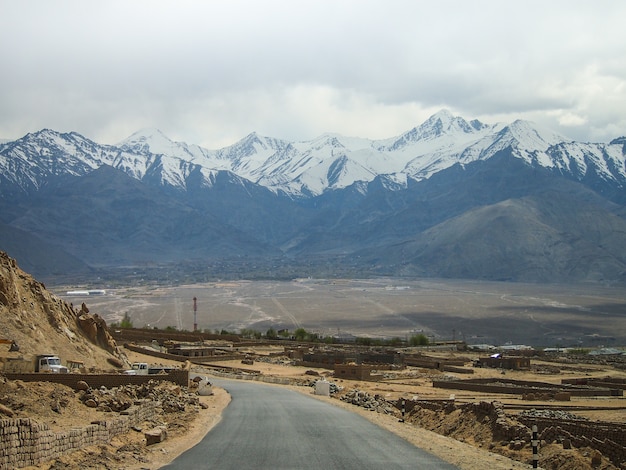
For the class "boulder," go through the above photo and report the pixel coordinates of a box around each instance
[145,426,167,446]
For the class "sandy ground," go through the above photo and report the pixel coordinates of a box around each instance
[123,386,231,470]
[12,347,626,469]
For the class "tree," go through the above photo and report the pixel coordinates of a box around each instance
[266,327,278,339]
[294,328,307,341]
[409,334,429,346]
[241,328,261,339]
[119,312,133,329]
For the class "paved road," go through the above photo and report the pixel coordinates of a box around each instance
[163,379,457,470]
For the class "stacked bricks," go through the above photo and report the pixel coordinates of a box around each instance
[517,416,626,447]
[0,401,160,469]
[517,416,626,467]
[401,399,531,442]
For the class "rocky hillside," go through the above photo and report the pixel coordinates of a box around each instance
[0,250,124,370]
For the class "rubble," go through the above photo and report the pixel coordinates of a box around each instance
[339,389,398,415]
[75,380,201,414]
[518,408,589,421]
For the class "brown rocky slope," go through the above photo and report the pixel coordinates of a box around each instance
[0,250,125,370]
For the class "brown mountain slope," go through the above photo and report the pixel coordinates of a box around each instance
[0,250,124,370]
[372,190,626,282]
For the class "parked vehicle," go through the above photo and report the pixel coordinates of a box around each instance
[123,362,175,375]
[34,354,69,373]
[124,362,149,375]
[4,354,70,373]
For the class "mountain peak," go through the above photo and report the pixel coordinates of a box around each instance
[382,110,486,152]
[428,109,455,123]
[118,128,178,155]
[119,127,172,144]
[419,110,483,137]
[500,119,569,150]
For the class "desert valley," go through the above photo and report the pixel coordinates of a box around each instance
[2,251,626,469]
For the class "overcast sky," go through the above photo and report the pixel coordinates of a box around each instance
[1,1,625,148]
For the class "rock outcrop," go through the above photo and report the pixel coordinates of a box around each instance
[0,250,122,369]
[77,303,117,354]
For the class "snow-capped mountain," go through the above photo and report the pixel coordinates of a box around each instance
[2,110,626,284]
[2,110,624,199]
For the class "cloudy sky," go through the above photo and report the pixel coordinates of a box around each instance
[1,1,625,148]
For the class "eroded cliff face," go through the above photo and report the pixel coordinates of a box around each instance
[0,251,124,369]
[76,303,117,354]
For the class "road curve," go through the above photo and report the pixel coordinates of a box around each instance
[163,379,457,470]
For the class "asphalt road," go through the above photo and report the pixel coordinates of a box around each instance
[163,379,458,470]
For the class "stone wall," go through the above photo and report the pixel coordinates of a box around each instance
[516,417,626,467]
[432,378,622,397]
[0,401,159,469]
[110,328,240,344]
[4,370,190,389]
[517,415,626,447]
[209,369,290,384]
[123,343,243,365]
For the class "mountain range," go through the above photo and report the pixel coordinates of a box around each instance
[1,110,625,283]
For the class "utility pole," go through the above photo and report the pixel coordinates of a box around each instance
[193,297,198,332]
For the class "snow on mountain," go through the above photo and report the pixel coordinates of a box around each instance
[214,132,291,175]
[545,141,626,181]
[118,128,214,163]
[1,111,625,198]
[117,128,231,188]
[378,109,489,152]
[0,130,109,191]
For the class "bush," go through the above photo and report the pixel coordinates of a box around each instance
[409,334,429,346]
[119,312,133,329]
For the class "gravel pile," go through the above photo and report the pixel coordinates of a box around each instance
[340,389,398,415]
[255,356,296,366]
[77,380,201,413]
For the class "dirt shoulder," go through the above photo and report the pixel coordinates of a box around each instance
[290,383,531,470]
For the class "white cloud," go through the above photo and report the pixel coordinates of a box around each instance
[1,0,625,146]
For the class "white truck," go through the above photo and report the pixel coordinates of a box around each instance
[124,362,175,375]
[4,354,69,373]
[34,354,69,373]
[124,362,149,375]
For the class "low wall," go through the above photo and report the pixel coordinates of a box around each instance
[123,343,242,364]
[4,370,190,389]
[209,369,291,385]
[517,416,626,467]
[563,377,626,390]
[433,378,622,397]
[110,328,240,344]
[0,401,160,469]
[517,416,626,447]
